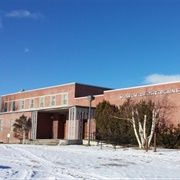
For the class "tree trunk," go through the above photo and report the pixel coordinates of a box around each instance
[143,115,147,139]
[154,130,157,152]
[148,109,159,147]
[132,111,142,148]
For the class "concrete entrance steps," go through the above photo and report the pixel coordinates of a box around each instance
[25,139,83,146]
[25,139,60,146]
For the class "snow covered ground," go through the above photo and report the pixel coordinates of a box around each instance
[0,144,180,180]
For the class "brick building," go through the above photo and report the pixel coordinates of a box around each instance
[0,81,180,143]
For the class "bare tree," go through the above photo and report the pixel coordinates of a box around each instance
[114,97,174,149]
[13,114,32,144]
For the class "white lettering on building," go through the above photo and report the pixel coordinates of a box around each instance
[120,88,180,99]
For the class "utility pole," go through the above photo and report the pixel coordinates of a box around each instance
[87,95,95,146]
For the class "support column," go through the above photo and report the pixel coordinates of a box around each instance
[76,107,88,140]
[67,107,95,140]
[68,107,77,140]
[31,111,38,140]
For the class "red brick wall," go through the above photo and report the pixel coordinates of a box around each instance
[75,83,111,98]
[0,83,110,113]
[1,83,76,112]
[75,95,104,107]
[75,82,180,126]
[0,112,32,143]
[104,82,180,125]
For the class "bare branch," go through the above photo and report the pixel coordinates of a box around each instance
[111,115,133,123]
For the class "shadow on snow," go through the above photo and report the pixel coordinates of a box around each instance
[0,166,11,169]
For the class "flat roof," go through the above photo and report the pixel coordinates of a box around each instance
[104,81,180,93]
[2,80,180,97]
[1,82,112,97]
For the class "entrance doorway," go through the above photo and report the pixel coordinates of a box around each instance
[58,115,66,139]
[83,119,88,139]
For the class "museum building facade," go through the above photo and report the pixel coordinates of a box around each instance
[0,81,179,143]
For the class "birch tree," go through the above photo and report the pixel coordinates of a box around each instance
[118,98,173,149]
[130,108,159,148]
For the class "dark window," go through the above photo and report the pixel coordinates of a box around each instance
[12,101,16,111]
[4,102,8,112]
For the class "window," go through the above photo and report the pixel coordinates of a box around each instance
[30,99,34,108]
[50,96,56,106]
[21,100,25,109]
[0,120,3,131]
[12,101,16,111]
[4,102,8,112]
[10,120,14,131]
[62,93,68,105]
[40,97,44,108]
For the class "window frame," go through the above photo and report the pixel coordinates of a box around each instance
[50,96,56,106]
[12,101,16,111]
[29,99,34,109]
[61,93,68,105]
[20,100,25,110]
[39,97,44,108]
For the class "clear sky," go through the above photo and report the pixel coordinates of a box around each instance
[0,0,180,95]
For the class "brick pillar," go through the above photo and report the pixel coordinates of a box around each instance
[52,114,59,139]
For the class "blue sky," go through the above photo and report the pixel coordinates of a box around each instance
[0,0,180,95]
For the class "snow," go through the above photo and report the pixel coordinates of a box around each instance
[0,144,180,180]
